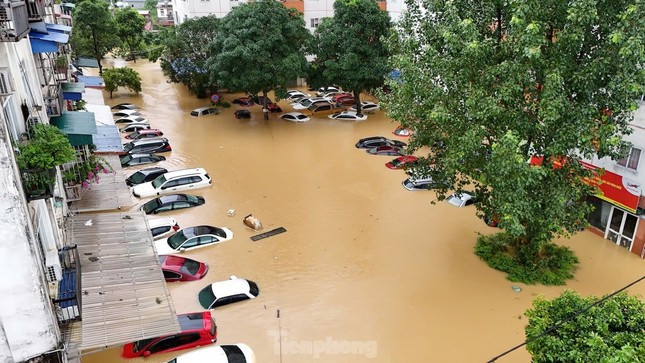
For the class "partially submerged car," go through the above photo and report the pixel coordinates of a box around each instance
[126,166,168,186]
[393,125,413,137]
[446,192,477,207]
[155,225,233,255]
[198,276,259,309]
[120,153,166,167]
[122,311,216,358]
[280,112,310,123]
[111,103,138,110]
[232,97,254,107]
[385,155,419,169]
[119,122,151,133]
[125,129,164,140]
[140,194,205,215]
[366,146,404,156]
[350,101,380,113]
[164,344,256,363]
[132,168,212,198]
[191,107,219,117]
[355,136,407,149]
[402,177,448,191]
[160,255,209,282]
[148,216,180,240]
[122,138,172,155]
[114,116,148,124]
[328,111,367,121]
[113,109,142,117]
[234,110,251,119]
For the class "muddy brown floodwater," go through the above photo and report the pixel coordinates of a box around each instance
[81,59,645,363]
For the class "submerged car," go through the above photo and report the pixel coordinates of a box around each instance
[366,146,404,156]
[140,194,205,215]
[385,156,419,169]
[446,192,477,207]
[111,103,138,110]
[393,125,413,137]
[198,276,259,309]
[292,97,329,110]
[148,216,180,240]
[119,122,151,133]
[160,255,209,282]
[114,116,148,124]
[113,110,142,117]
[164,344,256,363]
[122,311,217,358]
[349,101,380,113]
[191,107,219,117]
[315,86,342,96]
[155,225,233,255]
[120,153,166,167]
[131,168,212,198]
[280,112,310,123]
[328,111,367,121]
[402,177,448,191]
[122,138,172,155]
[355,136,407,149]
[234,110,251,119]
[286,90,310,101]
[125,129,164,140]
[232,97,254,107]
[126,166,168,186]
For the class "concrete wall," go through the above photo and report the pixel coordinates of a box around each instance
[173,0,248,24]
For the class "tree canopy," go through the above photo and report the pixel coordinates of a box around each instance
[525,290,645,362]
[71,0,120,74]
[115,8,147,62]
[383,0,645,284]
[208,0,310,119]
[103,67,142,98]
[309,0,390,113]
[154,16,220,98]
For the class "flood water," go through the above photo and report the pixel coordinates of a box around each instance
[82,59,645,363]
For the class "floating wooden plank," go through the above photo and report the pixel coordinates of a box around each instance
[250,227,287,241]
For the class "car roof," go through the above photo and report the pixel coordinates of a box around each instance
[192,107,214,112]
[177,312,210,331]
[283,112,304,116]
[179,225,220,238]
[359,136,387,142]
[449,192,473,200]
[148,216,177,229]
[160,255,197,268]
[127,137,168,145]
[159,168,207,180]
[157,194,191,203]
[210,278,252,298]
[174,344,254,362]
[135,129,161,134]
[127,153,156,158]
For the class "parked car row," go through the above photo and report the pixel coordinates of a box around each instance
[116,103,257,362]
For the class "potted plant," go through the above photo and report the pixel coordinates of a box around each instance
[55,56,68,73]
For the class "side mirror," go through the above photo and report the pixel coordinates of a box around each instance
[143,351,151,357]
[179,247,186,252]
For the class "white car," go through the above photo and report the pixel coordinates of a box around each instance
[328,111,367,121]
[148,217,179,240]
[318,91,344,99]
[350,101,380,113]
[165,344,256,363]
[119,122,151,133]
[285,90,310,101]
[132,168,212,198]
[198,276,259,309]
[191,107,219,117]
[155,225,234,255]
[291,97,329,110]
[111,103,138,110]
[113,110,142,117]
[115,116,149,124]
[280,112,310,123]
[446,192,477,207]
[315,86,342,96]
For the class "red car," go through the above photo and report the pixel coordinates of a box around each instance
[160,255,209,282]
[232,97,254,107]
[385,155,419,169]
[331,93,352,103]
[266,103,282,112]
[122,311,217,358]
[125,129,164,140]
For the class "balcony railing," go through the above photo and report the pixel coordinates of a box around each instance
[43,82,63,117]
[53,245,82,323]
[26,0,44,20]
[0,0,29,42]
[21,167,56,201]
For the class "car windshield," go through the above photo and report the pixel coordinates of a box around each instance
[182,259,200,275]
[190,111,199,116]
[167,231,187,249]
[186,195,199,203]
[221,345,245,361]
[121,155,133,163]
[296,114,307,119]
[128,131,140,139]
[128,171,145,183]
[151,175,167,188]
[447,195,463,207]
[132,338,155,353]
[142,199,160,214]
[390,159,402,166]
[248,280,259,297]
[198,286,216,308]
[301,99,313,106]
[123,143,134,152]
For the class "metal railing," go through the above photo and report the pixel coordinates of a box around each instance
[43,82,63,117]
[25,0,44,20]
[53,245,82,323]
[0,0,29,42]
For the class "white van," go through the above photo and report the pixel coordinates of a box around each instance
[132,168,212,198]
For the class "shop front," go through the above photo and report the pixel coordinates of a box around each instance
[583,161,645,258]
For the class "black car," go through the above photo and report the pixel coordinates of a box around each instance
[234,110,251,119]
[125,167,168,186]
[123,138,172,155]
[140,194,205,215]
[355,136,407,149]
[120,153,166,167]
[250,96,272,105]
[111,103,138,110]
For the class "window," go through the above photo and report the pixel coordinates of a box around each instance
[172,202,191,210]
[163,270,181,280]
[0,69,13,95]
[190,176,203,183]
[182,237,199,248]
[311,18,321,28]
[151,226,171,237]
[617,147,642,170]
[197,236,214,245]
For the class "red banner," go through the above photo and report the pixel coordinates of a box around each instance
[580,161,641,213]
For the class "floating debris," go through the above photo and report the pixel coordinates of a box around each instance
[512,285,522,293]
[243,214,262,230]
[251,227,287,241]
[227,208,236,217]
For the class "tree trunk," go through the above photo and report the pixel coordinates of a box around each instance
[109,90,113,99]
[353,90,361,114]
[97,58,103,75]
[262,90,269,121]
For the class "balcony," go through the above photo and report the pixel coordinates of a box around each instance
[26,0,45,20]
[0,0,29,42]
[43,82,63,117]
[53,245,82,323]
[20,167,56,201]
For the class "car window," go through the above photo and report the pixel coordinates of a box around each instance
[465,199,474,206]
[190,176,203,183]
[172,202,191,210]
[175,177,193,186]
[151,226,171,237]
[147,336,178,353]
[156,204,172,212]
[190,111,199,116]
[174,333,201,346]
[162,180,179,189]
[197,236,215,245]
[230,293,250,304]
[214,296,232,307]
[182,237,199,248]
[163,270,181,280]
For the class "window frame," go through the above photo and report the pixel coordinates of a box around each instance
[616,146,642,171]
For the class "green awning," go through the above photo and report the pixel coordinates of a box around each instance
[61,82,85,93]
[50,112,98,147]
[75,57,99,68]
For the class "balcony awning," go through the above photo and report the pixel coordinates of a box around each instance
[75,57,99,68]
[67,212,180,353]
[61,2,76,10]
[50,112,98,147]
[46,23,72,34]
[76,76,104,88]
[29,30,69,53]
[62,82,86,101]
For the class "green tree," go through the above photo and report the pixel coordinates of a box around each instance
[144,0,159,23]
[103,67,142,98]
[383,0,645,284]
[208,0,310,119]
[309,0,390,114]
[71,0,120,74]
[525,290,645,362]
[115,8,147,62]
[152,16,220,98]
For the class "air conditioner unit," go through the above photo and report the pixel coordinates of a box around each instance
[45,249,62,282]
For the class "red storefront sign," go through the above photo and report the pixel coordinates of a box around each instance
[580,161,641,213]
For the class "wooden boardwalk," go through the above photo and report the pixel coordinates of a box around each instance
[69,155,134,213]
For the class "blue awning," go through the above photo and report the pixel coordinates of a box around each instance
[30,38,59,53]
[30,30,69,44]
[76,76,104,88]
[46,23,72,34]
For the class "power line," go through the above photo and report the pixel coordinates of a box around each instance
[486,274,645,363]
